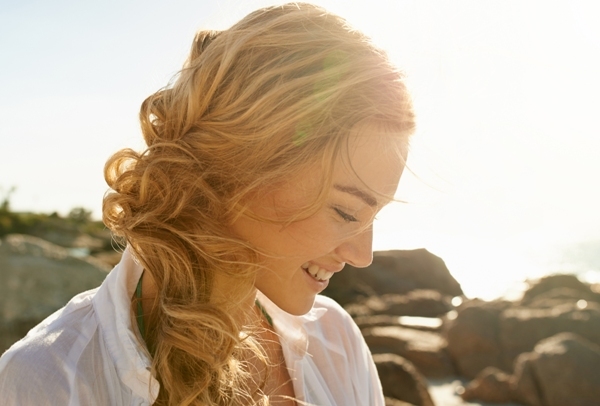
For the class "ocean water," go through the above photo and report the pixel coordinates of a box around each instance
[372,230,600,301]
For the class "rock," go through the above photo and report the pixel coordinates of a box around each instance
[346,290,453,319]
[355,314,405,329]
[381,290,453,317]
[520,274,600,306]
[444,299,511,378]
[524,287,600,309]
[0,234,109,353]
[395,316,443,331]
[364,325,455,378]
[499,301,600,370]
[445,293,600,378]
[92,249,123,267]
[461,367,514,404]
[29,225,105,251]
[373,353,435,406]
[511,352,541,406]
[323,249,463,306]
[511,332,600,406]
[355,314,443,332]
[385,397,417,406]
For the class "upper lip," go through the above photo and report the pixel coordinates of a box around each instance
[303,262,345,273]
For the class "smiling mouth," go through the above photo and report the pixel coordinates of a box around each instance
[302,263,334,282]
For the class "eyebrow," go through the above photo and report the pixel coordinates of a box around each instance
[333,184,378,207]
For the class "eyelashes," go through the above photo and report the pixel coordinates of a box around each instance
[332,207,359,223]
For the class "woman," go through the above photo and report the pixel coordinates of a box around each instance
[0,3,414,405]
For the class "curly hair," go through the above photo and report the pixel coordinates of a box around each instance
[102,3,414,405]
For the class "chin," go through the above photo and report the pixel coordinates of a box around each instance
[281,296,317,316]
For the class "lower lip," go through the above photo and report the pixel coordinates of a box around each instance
[302,267,330,292]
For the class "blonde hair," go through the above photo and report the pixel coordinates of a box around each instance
[103,3,414,405]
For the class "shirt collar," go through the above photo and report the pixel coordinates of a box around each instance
[255,290,327,360]
[92,248,327,401]
[92,248,160,402]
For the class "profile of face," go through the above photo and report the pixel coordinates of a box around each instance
[230,127,406,315]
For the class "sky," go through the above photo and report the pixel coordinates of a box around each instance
[2,0,600,297]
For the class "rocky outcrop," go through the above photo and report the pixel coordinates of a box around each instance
[345,290,453,318]
[443,299,511,377]
[385,398,418,406]
[499,301,600,370]
[326,253,600,406]
[0,234,109,353]
[444,274,600,377]
[364,325,455,378]
[355,314,443,332]
[519,274,600,306]
[373,353,435,406]
[323,249,463,306]
[460,367,514,404]
[25,220,113,252]
[459,332,600,406]
[511,333,600,406]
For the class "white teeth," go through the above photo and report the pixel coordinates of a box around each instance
[302,263,310,270]
[305,263,334,281]
[316,268,330,280]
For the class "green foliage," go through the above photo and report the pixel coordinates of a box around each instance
[0,188,104,238]
[0,210,46,237]
[68,207,93,223]
[0,186,16,212]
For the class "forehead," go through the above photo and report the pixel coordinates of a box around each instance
[333,124,407,205]
[246,123,407,216]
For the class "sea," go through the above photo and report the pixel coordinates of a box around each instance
[372,229,600,301]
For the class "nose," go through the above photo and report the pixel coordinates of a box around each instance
[334,225,374,268]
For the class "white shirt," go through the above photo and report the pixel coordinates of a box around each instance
[0,248,384,406]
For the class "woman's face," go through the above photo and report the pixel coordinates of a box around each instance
[230,130,406,315]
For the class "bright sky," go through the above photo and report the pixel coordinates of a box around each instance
[2,1,599,296]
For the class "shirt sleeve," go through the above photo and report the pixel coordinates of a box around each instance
[0,297,134,406]
[0,338,71,405]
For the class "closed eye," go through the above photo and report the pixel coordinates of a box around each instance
[332,207,358,223]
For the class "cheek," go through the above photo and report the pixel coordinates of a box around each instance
[281,213,348,252]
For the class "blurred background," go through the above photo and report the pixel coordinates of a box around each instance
[1,0,599,300]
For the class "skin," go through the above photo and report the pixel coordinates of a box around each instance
[230,129,407,316]
[138,127,407,404]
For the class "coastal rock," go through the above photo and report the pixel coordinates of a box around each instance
[444,299,510,378]
[385,398,417,406]
[28,223,110,252]
[323,249,463,306]
[445,292,600,377]
[511,332,600,406]
[460,367,514,404]
[520,274,600,306]
[0,234,109,353]
[499,301,600,370]
[355,314,443,332]
[524,287,600,309]
[381,290,453,317]
[92,249,123,267]
[373,353,435,406]
[345,290,452,318]
[364,325,455,378]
